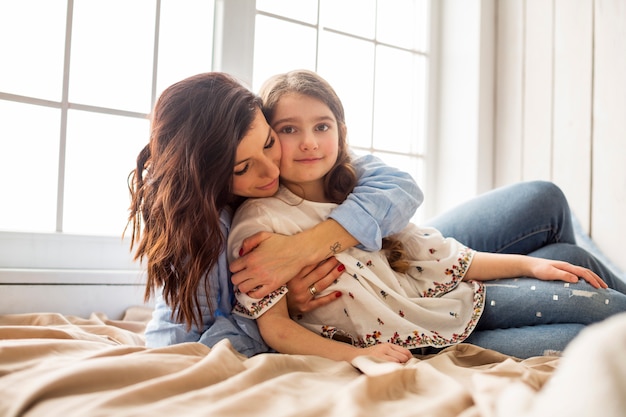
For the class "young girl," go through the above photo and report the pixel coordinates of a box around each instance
[227,69,626,362]
[126,72,423,357]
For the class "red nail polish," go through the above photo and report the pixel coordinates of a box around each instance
[335,292,342,298]
[239,247,243,256]
[337,264,345,272]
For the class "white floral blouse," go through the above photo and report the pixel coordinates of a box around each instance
[228,186,485,350]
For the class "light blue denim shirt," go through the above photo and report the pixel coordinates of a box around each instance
[144,153,423,356]
[331,153,423,251]
[144,208,269,357]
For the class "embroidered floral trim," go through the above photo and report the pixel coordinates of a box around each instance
[316,279,486,349]
[350,280,485,349]
[421,247,474,298]
[233,285,288,318]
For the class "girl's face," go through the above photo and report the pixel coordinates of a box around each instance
[232,108,281,198]
[270,93,339,201]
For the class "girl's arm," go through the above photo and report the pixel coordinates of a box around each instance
[231,154,422,297]
[257,297,412,363]
[464,252,608,289]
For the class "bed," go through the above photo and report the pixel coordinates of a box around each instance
[1,305,625,417]
[2,219,625,416]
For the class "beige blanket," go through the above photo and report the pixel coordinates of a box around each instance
[1,308,624,417]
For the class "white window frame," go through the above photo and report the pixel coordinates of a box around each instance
[1,0,495,277]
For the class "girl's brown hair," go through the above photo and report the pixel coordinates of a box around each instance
[259,70,409,273]
[126,72,262,330]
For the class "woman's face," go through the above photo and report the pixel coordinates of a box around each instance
[232,108,281,198]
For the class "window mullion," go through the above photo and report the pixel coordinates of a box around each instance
[151,0,161,108]
[314,0,322,70]
[57,0,75,232]
[212,0,256,86]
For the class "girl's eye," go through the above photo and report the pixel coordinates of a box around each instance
[234,164,249,176]
[316,123,330,132]
[279,126,296,134]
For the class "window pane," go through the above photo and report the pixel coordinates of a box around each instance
[377,0,429,51]
[373,46,426,154]
[321,0,375,38]
[256,0,318,24]
[156,0,214,97]
[63,110,149,236]
[318,32,375,149]
[0,102,60,232]
[69,0,156,113]
[253,15,317,91]
[0,0,66,101]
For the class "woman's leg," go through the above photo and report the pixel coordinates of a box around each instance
[463,243,626,358]
[476,278,626,330]
[426,181,576,254]
[463,324,584,358]
[463,278,626,358]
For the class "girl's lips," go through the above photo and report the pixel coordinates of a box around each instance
[295,157,323,163]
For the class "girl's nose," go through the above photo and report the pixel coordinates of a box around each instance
[301,132,319,151]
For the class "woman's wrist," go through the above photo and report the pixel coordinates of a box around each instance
[299,219,358,265]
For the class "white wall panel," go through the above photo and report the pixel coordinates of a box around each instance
[494,1,524,187]
[552,0,593,231]
[494,0,626,273]
[591,0,626,271]
[522,0,554,181]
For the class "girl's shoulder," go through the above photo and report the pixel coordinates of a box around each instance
[238,186,301,212]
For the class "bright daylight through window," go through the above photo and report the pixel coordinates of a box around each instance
[0,0,430,240]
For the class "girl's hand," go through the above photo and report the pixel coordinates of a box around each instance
[286,258,344,315]
[358,343,413,363]
[529,258,608,289]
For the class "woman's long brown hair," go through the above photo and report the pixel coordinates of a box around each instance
[259,70,409,273]
[126,72,262,330]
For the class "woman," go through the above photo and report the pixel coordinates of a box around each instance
[126,72,421,356]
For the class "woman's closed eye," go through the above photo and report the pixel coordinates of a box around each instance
[264,135,276,149]
[234,164,249,176]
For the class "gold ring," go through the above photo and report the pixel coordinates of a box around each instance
[308,285,318,296]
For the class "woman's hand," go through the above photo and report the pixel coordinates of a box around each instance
[286,258,344,315]
[230,219,358,298]
[230,231,309,297]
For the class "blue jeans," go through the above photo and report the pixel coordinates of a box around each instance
[463,278,626,357]
[427,180,626,293]
[426,180,626,358]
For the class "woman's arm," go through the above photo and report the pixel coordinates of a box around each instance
[145,292,269,357]
[257,297,412,363]
[464,252,608,289]
[230,220,355,297]
[329,153,423,251]
[230,154,422,297]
